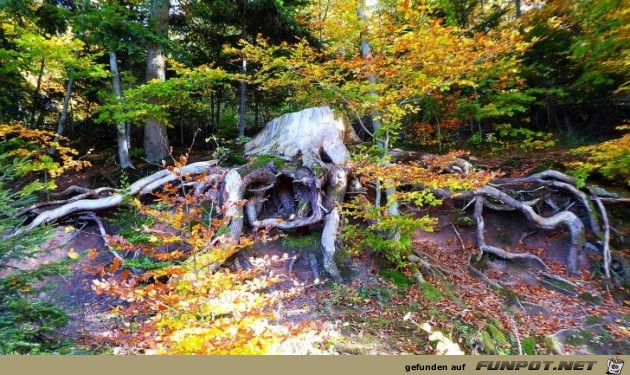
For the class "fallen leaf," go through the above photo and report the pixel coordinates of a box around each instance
[68,248,80,259]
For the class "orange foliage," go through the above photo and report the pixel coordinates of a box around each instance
[0,123,90,193]
[88,161,314,354]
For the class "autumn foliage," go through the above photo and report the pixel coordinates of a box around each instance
[87,163,312,354]
[0,124,90,190]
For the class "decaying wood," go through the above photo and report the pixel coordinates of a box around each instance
[244,106,359,168]
[388,148,473,174]
[7,106,624,288]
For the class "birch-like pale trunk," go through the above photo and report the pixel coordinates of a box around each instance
[143,0,170,163]
[109,50,134,169]
[238,3,247,137]
[49,74,74,155]
[358,1,400,229]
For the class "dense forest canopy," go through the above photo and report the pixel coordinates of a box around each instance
[0,0,628,355]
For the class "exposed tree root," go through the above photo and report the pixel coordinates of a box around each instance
[467,252,504,290]
[6,107,625,289]
[11,161,219,236]
[586,187,612,287]
[474,185,585,276]
[15,186,115,217]
[9,164,620,285]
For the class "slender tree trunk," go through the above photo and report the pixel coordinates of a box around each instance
[563,110,573,136]
[209,92,214,137]
[238,8,247,137]
[515,0,522,18]
[69,101,75,136]
[109,50,134,169]
[359,6,380,138]
[358,2,400,225]
[49,74,74,155]
[30,57,46,128]
[216,88,221,127]
[144,0,171,163]
[254,89,260,129]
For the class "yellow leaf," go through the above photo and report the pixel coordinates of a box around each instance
[68,248,80,259]
[65,226,74,233]
[19,284,33,292]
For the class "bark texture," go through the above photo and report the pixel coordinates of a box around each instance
[143,0,170,163]
[109,50,134,169]
[244,106,359,167]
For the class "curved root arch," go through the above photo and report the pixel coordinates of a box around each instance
[6,107,623,287]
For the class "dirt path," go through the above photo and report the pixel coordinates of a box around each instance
[24,193,628,355]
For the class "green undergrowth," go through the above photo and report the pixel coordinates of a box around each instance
[123,256,174,271]
[420,282,443,302]
[281,232,320,250]
[379,269,416,288]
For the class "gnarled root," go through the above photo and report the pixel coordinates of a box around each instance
[10,161,220,237]
[474,185,584,276]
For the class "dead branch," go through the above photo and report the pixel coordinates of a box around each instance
[9,161,219,237]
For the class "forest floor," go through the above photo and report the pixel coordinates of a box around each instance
[28,147,630,355]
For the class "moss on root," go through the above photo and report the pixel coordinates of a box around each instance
[281,233,320,249]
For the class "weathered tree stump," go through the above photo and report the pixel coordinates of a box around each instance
[8,107,625,287]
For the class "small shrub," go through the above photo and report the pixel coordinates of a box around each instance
[92,160,314,354]
[0,123,85,354]
[568,125,630,187]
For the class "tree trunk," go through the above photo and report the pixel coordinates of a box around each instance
[515,0,522,18]
[29,57,46,128]
[254,88,260,129]
[49,74,74,155]
[144,0,171,163]
[109,50,134,169]
[238,8,247,138]
[358,5,380,138]
[209,92,214,139]
[216,88,221,129]
[358,2,400,226]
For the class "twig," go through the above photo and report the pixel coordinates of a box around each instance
[461,197,476,212]
[451,223,466,253]
[508,314,523,355]
[81,212,125,264]
[467,252,503,290]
